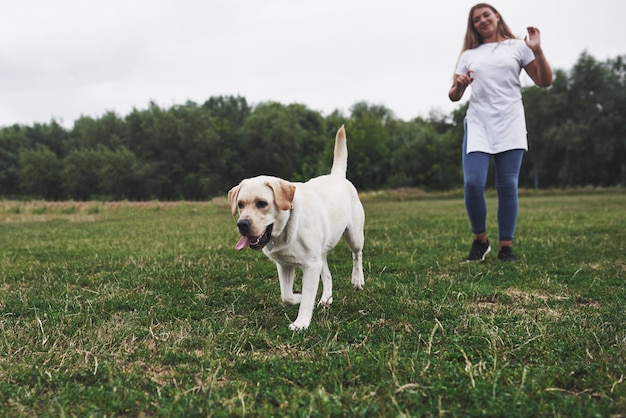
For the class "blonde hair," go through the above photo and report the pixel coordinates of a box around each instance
[460,3,516,53]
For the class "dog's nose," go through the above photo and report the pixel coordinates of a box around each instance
[237,219,251,235]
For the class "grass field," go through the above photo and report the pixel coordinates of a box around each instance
[0,191,625,417]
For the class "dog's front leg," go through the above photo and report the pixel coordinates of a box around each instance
[277,264,301,305]
[289,264,321,331]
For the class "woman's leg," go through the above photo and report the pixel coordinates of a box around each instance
[493,149,525,245]
[462,133,491,236]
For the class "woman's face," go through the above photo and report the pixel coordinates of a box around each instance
[471,6,499,42]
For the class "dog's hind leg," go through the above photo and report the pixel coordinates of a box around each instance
[277,264,301,305]
[318,255,333,307]
[350,249,364,290]
[344,226,365,290]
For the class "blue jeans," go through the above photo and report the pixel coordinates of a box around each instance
[462,128,525,242]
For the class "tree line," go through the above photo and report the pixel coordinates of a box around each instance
[1,52,624,201]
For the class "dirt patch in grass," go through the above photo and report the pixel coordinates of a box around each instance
[473,288,566,318]
[504,288,569,302]
[472,288,602,318]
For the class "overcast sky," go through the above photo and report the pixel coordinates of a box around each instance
[1,0,624,128]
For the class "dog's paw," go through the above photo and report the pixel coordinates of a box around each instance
[352,278,364,291]
[282,293,302,305]
[351,267,365,290]
[318,296,333,307]
[289,322,309,331]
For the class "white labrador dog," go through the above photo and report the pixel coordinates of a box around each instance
[228,125,365,330]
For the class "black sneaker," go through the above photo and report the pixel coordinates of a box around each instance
[498,246,517,262]
[467,239,491,261]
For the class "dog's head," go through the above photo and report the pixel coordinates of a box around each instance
[228,176,296,250]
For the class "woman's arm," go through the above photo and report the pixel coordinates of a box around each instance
[523,26,553,87]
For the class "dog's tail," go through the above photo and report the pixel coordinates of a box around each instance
[330,125,348,178]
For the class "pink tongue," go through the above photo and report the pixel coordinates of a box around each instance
[235,235,252,250]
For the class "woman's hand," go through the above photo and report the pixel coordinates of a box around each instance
[525,26,542,52]
[449,71,473,101]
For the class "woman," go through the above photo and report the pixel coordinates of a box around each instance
[449,3,553,262]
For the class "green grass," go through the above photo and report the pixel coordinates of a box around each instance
[0,193,624,417]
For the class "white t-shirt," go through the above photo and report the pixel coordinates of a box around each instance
[456,39,536,154]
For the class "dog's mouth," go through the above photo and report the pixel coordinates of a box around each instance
[235,224,273,251]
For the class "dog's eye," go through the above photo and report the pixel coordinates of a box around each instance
[238,202,244,209]
[256,201,268,209]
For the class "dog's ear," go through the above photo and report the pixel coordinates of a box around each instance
[227,184,241,217]
[267,179,295,211]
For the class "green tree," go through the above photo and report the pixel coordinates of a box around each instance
[19,145,62,199]
[286,104,326,181]
[98,145,139,200]
[23,121,68,157]
[171,103,226,199]
[203,95,250,129]
[387,117,459,190]
[203,96,251,186]
[62,149,102,200]
[593,55,626,186]
[238,102,320,181]
[67,112,126,153]
[538,53,626,187]
[0,125,26,196]
[129,103,185,199]
[345,103,392,190]
[523,69,569,188]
